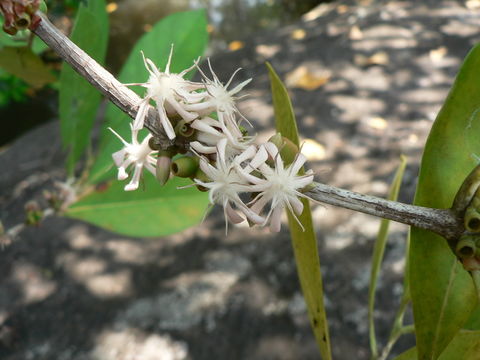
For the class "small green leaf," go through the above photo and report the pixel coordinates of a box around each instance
[410,44,480,359]
[267,62,332,360]
[88,10,208,183]
[59,0,109,174]
[394,330,480,360]
[368,155,407,358]
[66,175,207,237]
[0,46,55,87]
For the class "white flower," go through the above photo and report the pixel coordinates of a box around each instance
[184,59,251,130]
[236,142,314,232]
[194,138,264,232]
[109,125,157,191]
[189,116,254,158]
[128,46,204,140]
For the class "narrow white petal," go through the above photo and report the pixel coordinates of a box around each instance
[233,145,257,164]
[289,153,307,176]
[190,141,216,154]
[133,98,150,130]
[290,196,304,216]
[264,142,279,158]
[112,149,126,167]
[225,202,244,224]
[248,145,268,170]
[108,127,130,147]
[229,78,252,95]
[157,105,176,140]
[269,205,284,232]
[167,98,198,122]
[216,138,228,166]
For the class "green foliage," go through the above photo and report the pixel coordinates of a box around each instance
[267,62,332,360]
[59,0,109,174]
[394,330,480,360]
[88,9,208,183]
[368,155,407,358]
[66,174,207,237]
[410,43,480,359]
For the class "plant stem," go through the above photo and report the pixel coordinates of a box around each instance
[306,183,461,240]
[30,11,464,239]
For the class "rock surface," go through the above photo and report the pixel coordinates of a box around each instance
[1,0,480,359]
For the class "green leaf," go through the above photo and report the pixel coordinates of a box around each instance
[267,62,332,360]
[66,174,207,237]
[368,155,407,358]
[0,46,55,87]
[410,44,480,359]
[88,10,208,183]
[59,0,109,174]
[394,331,480,360]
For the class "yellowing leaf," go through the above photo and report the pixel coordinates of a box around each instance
[0,46,55,88]
[285,65,330,91]
[291,28,306,40]
[228,40,244,51]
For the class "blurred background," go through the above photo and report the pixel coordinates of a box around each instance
[2,0,480,359]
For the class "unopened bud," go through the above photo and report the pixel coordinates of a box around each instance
[456,235,477,259]
[171,156,199,178]
[175,120,195,138]
[15,13,30,30]
[155,150,174,185]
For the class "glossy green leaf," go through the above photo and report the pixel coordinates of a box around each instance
[267,62,332,360]
[394,331,480,360]
[59,0,109,174]
[88,10,208,183]
[0,46,55,87]
[66,174,207,237]
[410,44,480,359]
[368,155,407,358]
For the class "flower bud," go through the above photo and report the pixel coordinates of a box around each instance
[456,235,477,259]
[175,119,195,138]
[15,13,30,30]
[464,206,480,233]
[155,150,174,185]
[171,156,199,178]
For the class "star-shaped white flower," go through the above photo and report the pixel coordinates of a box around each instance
[189,116,254,158]
[194,138,264,232]
[109,125,157,191]
[236,142,314,232]
[128,46,204,140]
[184,59,251,130]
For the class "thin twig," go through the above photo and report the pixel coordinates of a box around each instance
[306,183,461,241]
[30,11,464,240]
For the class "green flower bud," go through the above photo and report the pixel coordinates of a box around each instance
[456,235,477,259]
[465,207,480,233]
[171,156,199,178]
[15,14,30,30]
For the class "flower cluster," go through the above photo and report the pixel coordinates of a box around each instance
[109,46,315,232]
